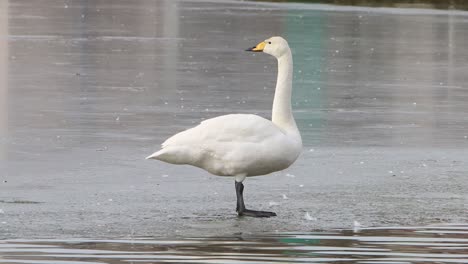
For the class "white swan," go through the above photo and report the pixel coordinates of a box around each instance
[147,36,302,217]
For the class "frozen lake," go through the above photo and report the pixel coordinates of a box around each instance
[0,0,467,245]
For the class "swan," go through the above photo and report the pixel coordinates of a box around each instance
[146,36,302,217]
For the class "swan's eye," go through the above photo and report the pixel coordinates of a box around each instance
[268,41,272,44]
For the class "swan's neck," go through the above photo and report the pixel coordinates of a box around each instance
[272,51,298,134]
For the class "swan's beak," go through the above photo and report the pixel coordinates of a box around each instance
[246,41,265,52]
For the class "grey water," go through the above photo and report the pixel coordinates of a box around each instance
[0,0,468,261]
[1,224,468,263]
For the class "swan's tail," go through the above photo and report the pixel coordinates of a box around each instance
[145,150,163,160]
[146,146,195,165]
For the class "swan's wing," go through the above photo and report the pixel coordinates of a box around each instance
[162,114,283,148]
[149,114,299,176]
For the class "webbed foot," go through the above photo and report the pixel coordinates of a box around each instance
[238,209,276,218]
[235,181,277,218]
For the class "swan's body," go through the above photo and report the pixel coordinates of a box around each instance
[150,114,301,178]
[147,36,302,217]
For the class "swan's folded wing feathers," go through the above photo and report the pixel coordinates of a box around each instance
[161,114,282,148]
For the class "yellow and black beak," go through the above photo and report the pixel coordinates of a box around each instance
[246,41,266,52]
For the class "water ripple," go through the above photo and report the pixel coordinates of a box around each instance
[1,224,467,263]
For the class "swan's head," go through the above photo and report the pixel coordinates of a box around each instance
[246,36,290,58]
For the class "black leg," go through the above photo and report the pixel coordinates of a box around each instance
[235,181,277,218]
[235,181,243,212]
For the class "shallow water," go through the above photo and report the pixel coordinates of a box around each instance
[0,0,468,238]
[2,224,468,264]
[256,0,468,11]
